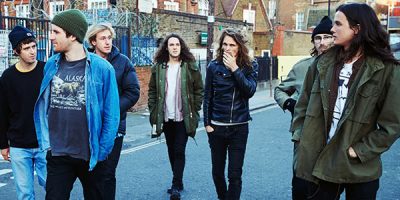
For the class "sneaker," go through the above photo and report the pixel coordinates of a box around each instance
[167,185,183,194]
[170,188,181,200]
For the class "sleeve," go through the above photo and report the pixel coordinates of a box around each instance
[352,66,400,163]
[147,65,157,125]
[119,60,140,113]
[231,60,259,99]
[203,63,214,127]
[291,62,318,142]
[274,67,298,109]
[191,63,204,112]
[0,78,10,149]
[99,65,120,160]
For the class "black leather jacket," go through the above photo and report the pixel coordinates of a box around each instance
[203,60,258,126]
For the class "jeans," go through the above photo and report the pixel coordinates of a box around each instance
[9,147,47,200]
[207,123,249,200]
[292,142,308,200]
[164,120,188,189]
[304,178,379,200]
[89,136,124,200]
[45,151,100,200]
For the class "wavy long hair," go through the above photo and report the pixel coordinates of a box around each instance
[153,33,195,64]
[216,28,253,69]
[333,3,398,64]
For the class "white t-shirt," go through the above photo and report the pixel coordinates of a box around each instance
[165,63,180,119]
[328,61,354,143]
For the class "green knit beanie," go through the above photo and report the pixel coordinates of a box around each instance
[51,9,88,43]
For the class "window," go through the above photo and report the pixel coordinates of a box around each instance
[198,0,209,16]
[49,1,64,18]
[152,0,158,8]
[88,0,108,10]
[295,12,305,30]
[164,1,179,11]
[268,0,276,20]
[16,4,30,18]
[243,7,256,31]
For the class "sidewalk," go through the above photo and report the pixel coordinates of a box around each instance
[122,80,279,149]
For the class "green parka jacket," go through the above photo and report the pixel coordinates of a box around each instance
[291,50,400,184]
[148,61,204,137]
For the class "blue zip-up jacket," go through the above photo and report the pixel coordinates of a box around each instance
[203,59,258,126]
[34,49,120,170]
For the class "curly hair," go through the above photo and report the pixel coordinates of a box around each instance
[215,28,253,69]
[153,33,195,64]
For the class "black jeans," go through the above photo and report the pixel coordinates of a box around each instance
[45,151,100,200]
[88,136,124,200]
[164,120,188,189]
[304,178,379,200]
[292,142,308,200]
[207,123,249,200]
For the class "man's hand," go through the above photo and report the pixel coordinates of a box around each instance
[205,125,214,133]
[283,98,297,114]
[223,52,239,72]
[1,148,10,161]
[348,147,358,158]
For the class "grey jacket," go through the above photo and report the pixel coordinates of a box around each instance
[274,57,315,109]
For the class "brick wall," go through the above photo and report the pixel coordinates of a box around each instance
[131,66,152,111]
[283,30,313,56]
[155,9,254,49]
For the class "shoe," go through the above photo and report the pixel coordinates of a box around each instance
[167,185,183,194]
[170,188,181,200]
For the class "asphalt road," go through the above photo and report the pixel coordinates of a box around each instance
[0,106,399,199]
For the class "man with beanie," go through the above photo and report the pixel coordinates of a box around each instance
[86,22,140,200]
[274,16,334,200]
[33,9,120,200]
[0,26,46,200]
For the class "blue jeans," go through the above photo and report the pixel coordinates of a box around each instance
[10,147,47,200]
[207,123,249,200]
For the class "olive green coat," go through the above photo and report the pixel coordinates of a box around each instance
[292,50,400,183]
[148,62,203,137]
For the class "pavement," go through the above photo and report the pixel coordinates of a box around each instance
[121,80,279,149]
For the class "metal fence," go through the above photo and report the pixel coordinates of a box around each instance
[255,56,278,81]
[0,16,52,64]
[0,16,158,71]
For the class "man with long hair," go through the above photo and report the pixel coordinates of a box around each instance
[292,3,400,199]
[148,33,203,200]
[203,28,258,200]
[0,26,46,200]
[274,16,334,200]
[86,23,140,200]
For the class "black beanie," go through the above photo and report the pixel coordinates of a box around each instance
[312,16,333,39]
[51,9,88,43]
[8,26,35,50]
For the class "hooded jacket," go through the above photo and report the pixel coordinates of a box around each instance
[100,46,140,135]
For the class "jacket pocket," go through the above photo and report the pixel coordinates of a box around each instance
[359,83,379,97]
[305,82,322,117]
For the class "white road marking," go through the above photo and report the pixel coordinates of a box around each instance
[0,169,12,176]
[121,106,275,155]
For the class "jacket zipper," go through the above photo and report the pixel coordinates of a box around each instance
[188,94,193,118]
[230,88,235,123]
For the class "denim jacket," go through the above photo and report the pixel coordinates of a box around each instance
[34,49,120,170]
